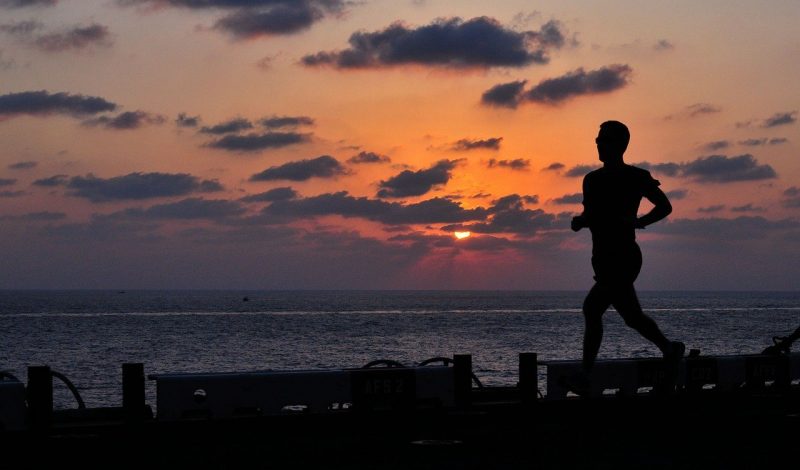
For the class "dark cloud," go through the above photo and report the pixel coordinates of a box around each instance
[703,140,729,151]
[451,137,502,151]
[665,189,688,200]
[200,117,253,135]
[679,154,776,183]
[0,178,17,186]
[649,216,799,241]
[731,203,765,213]
[443,194,559,236]
[0,90,116,119]
[83,111,166,130]
[551,193,581,205]
[665,103,721,120]
[215,4,321,38]
[8,160,36,170]
[0,190,25,197]
[347,151,391,164]
[66,172,223,202]
[564,164,600,177]
[240,186,298,203]
[377,159,459,198]
[769,138,788,145]
[543,162,565,171]
[206,131,311,152]
[634,161,681,177]
[1,20,111,52]
[490,194,539,210]
[34,24,111,52]
[635,156,774,182]
[524,64,632,105]
[698,205,725,213]
[175,113,200,128]
[783,187,800,208]
[0,20,42,35]
[565,159,759,183]
[480,80,527,108]
[263,191,487,225]
[0,0,56,7]
[687,103,721,117]
[119,1,345,39]
[302,17,567,69]
[654,39,674,51]
[484,65,632,108]
[762,111,797,128]
[215,1,344,38]
[105,198,246,221]
[32,174,68,187]
[487,158,530,170]
[259,115,314,129]
[250,155,347,182]
[739,138,767,147]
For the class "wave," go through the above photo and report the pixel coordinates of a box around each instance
[3,306,800,318]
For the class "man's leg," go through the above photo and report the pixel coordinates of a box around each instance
[611,285,671,353]
[582,283,611,373]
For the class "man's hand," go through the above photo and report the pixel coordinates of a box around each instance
[571,215,586,232]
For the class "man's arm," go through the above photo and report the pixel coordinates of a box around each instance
[636,186,672,229]
[571,176,589,232]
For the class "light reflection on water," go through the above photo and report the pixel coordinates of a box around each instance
[1,290,798,409]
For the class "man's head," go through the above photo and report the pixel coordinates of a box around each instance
[596,120,630,163]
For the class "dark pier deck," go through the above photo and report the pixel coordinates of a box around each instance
[3,353,800,469]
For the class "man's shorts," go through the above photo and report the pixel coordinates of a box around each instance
[591,243,642,286]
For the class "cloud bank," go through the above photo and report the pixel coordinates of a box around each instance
[347,151,391,164]
[482,65,631,107]
[451,137,502,151]
[263,191,486,225]
[119,0,346,39]
[487,158,530,170]
[0,90,116,119]
[83,110,165,130]
[377,159,459,198]
[0,20,111,52]
[250,155,347,182]
[302,17,567,69]
[57,172,223,202]
[207,131,311,152]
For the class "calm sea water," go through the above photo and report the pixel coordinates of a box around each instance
[2,290,799,409]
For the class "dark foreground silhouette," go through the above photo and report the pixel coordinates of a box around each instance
[571,121,684,390]
[763,324,800,354]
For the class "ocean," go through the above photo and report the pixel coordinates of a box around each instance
[2,290,799,409]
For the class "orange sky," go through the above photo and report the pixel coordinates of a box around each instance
[0,0,798,289]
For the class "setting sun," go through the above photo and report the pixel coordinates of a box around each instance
[454,231,472,240]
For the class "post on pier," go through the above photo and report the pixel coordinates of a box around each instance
[27,365,53,430]
[123,363,146,422]
[519,352,538,405]
[453,354,472,408]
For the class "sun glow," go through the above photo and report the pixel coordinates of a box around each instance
[454,231,471,240]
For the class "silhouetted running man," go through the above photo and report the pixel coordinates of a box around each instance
[571,121,684,389]
[763,325,800,355]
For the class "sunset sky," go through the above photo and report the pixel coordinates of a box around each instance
[0,0,798,290]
